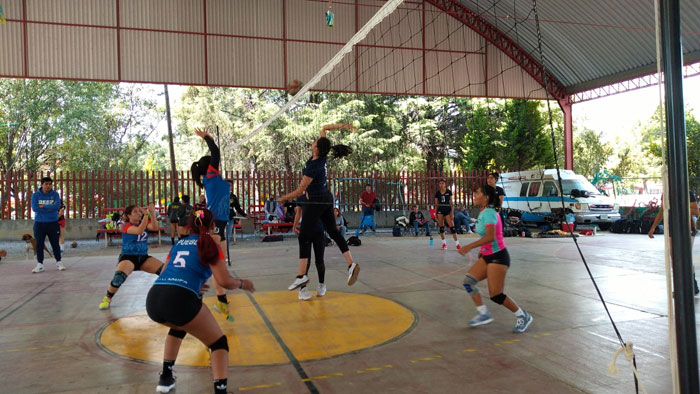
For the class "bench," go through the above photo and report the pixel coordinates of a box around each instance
[261,222,294,235]
[96,226,166,247]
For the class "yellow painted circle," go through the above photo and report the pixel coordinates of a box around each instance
[99,291,416,367]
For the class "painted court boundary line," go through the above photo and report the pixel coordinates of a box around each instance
[232,269,320,394]
[0,281,54,322]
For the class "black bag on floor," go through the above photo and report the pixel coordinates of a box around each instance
[347,236,362,246]
[610,219,626,233]
[262,234,283,242]
[392,226,402,237]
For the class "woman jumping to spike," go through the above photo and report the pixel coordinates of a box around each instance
[191,128,234,320]
[458,184,533,333]
[279,123,360,290]
[435,179,460,250]
[146,208,254,394]
[99,203,164,310]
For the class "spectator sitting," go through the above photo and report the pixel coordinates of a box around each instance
[454,203,473,234]
[283,200,296,223]
[264,195,278,222]
[409,205,431,236]
[334,207,347,238]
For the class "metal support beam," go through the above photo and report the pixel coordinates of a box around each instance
[558,96,574,170]
[424,0,567,101]
[661,0,699,392]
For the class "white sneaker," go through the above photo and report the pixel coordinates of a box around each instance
[317,283,327,297]
[347,263,360,286]
[288,275,309,290]
[32,263,45,273]
[298,287,313,301]
[56,261,66,271]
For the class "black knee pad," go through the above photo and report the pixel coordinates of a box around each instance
[490,293,507,305]
[168,328,186,339]
[110,271,128,288]
[450,226,456,234]
[209,335,228,352]
[439,226,445,234]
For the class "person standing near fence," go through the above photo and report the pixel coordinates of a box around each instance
[358,184,376,234]
[166,197,181,245]
[146,208,255,394]
[279,123,360,290]
[458,184,533,333]
[30,176,64,273]
[435,179,460,250]
[191,128,234,320]
[98,203,165,309]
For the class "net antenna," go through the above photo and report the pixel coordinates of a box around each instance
[232,0,407,150]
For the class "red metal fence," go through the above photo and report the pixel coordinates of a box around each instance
[0,170,488,220]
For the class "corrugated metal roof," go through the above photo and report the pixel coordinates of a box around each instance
[457,0,700,94]
[0,0,697,99]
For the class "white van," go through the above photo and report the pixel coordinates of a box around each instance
[499,169,621,229]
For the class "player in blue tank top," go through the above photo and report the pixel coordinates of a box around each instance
[146,208,255,394]
[191,128,233,320]
[98,203,165,310]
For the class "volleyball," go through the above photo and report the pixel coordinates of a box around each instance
[0,249,6,257]
[287,80,303,95]
[71,242,78,248]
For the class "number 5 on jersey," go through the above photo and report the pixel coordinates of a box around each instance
[173,251,190,268]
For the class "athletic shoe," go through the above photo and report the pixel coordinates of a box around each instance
[468,312,493,327]
[513,310,533,333]
[317,283,327,297]
[31,263,45,273]
[441,244,447,250]
[372,228,376,233]
[298,287,313,301]
[56,261,66,271]
[288,275,309,290]
[456,244,461,250]
[212,301,234,322]
[347,263,360,286]
[98,296,111,310]
[156,373,176,393]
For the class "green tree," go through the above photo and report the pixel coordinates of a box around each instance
[573,128,613,179]
[499,99,553,171]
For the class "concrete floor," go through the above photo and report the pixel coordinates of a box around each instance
[0,231,693,393]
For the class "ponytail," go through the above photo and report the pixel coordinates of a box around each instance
[480,184,501,208]
[191,156,212,189]
[330,144,352,159]
[188,208,220,265]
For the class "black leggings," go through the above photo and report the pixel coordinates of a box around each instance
[300,231,326,283]
[299,192,348,259]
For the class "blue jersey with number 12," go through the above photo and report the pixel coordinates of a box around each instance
[121,223,148,255]
[154,235,220,297]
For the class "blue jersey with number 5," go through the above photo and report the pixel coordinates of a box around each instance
[121,223,149,255]
[154,235,217,297]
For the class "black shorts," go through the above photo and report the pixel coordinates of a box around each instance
[437,206,452,216]
[118,254,152,271]
[146,285,202,327]
[169,218,179,224]
[482,248,511,267]
[213,220,227,241]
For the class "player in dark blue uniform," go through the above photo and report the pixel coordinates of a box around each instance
[292,193,327,300]
[279,123,360,290]
[146,208,254,394]
[191,128,234,320]
[98,203,164,310]
[434,179,460,250]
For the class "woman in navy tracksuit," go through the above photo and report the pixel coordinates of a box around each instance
[30,176,64,273]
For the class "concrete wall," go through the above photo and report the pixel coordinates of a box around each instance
[0,219,101,241]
